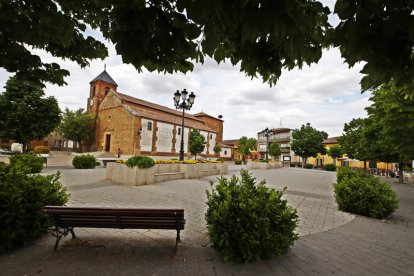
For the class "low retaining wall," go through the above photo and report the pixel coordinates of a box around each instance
[106,162,228,186]
[247,161,283,170]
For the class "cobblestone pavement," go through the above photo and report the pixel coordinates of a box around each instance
[1,166,413,275]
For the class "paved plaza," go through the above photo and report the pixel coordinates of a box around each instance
[0,157,413,275]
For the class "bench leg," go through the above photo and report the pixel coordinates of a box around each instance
[52,226,74,251]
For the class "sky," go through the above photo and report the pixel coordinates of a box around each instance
[0,0,372,140]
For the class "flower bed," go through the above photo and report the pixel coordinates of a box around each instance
[106,162,228,186]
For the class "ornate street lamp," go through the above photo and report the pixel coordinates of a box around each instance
[263,127,271,160]
[173,89,196,161]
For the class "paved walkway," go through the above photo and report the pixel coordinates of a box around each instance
[0,166,413,275]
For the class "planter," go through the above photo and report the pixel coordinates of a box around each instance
[106,162,228,186]
[247,161,282,170]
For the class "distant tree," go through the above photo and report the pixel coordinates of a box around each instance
[237,137,257,161]
[338,119,365,160]
[291,123,328,166]
[0,77,61,151]
[58,108,94,153]
[327,145,343,166]
[213,143,221,155]
[268,143,281,160]
[188,129,206,160]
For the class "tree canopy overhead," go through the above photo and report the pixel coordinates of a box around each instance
[2,0,414,97]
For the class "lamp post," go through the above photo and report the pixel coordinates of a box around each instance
[174,89,196,161]
[263,127,271,160]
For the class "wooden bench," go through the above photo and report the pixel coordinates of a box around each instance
[98,159,119,167]
[43,206,185,251]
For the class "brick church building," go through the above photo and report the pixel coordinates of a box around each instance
[87,70,223,158]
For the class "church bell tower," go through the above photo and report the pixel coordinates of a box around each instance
[88,68,118,116]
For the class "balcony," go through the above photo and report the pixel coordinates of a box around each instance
[280,147,290,153]
[257,136,291,143]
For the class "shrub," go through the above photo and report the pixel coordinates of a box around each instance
[297,163,302,167]
[126,156,155,169]
[205,170,299,263]
[216,157,224,162]
[0,163,69,249]
[389,171,396,178]
[304,164,313,169]
[9,153,44,173]
[336,166,360,183]
[33,145,50,154]
[324,163,337,171]
[234,159,242,165]
[334,173,398,219]
[72,154,96,169]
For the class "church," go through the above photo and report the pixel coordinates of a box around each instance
[87,70,224,158]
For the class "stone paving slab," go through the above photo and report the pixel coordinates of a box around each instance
[1,166,413,275]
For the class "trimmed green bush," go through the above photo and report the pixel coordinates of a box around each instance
[304,163,313,169]
[234,159,242,165]
[0,163,69,249]
[324,163,337,171]
[389,171,396,178]
[216,157,224,162]
[72,154,96,169]
[126,156,155,169]
[205,170,299,263]
[9,153,44,173]
[336,166,359,183]
[334,173,398,219]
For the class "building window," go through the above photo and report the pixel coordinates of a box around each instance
[92,86,96,97]
[105,87,110,96]
[224,150,227,155]
[210,134,213,139]
[147,122,152,131]
[177,127,181,135]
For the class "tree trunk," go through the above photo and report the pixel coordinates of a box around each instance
[302,157,307,167]
[398,162,404,184]
[194,153,197,160]
[78,140,83,153]
[363,161,367,171]
[333,158,337,167]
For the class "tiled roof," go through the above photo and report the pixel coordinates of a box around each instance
[90,70,118,86]
[126,105,215,133]
[112,92,215,132]
[116,92,204,123]
[258,128,292,134]
[323,136,339,144]
[222,139,239,146]
[193,112,223,121]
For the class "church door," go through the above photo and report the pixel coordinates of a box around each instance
[105,134,111,152]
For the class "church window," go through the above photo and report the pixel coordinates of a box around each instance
[210,134,213,139]
[224,150,227,155]
[147,122,152,131]
[92,86,96,97]
[177,127,181,135]
[105,87,110,96]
